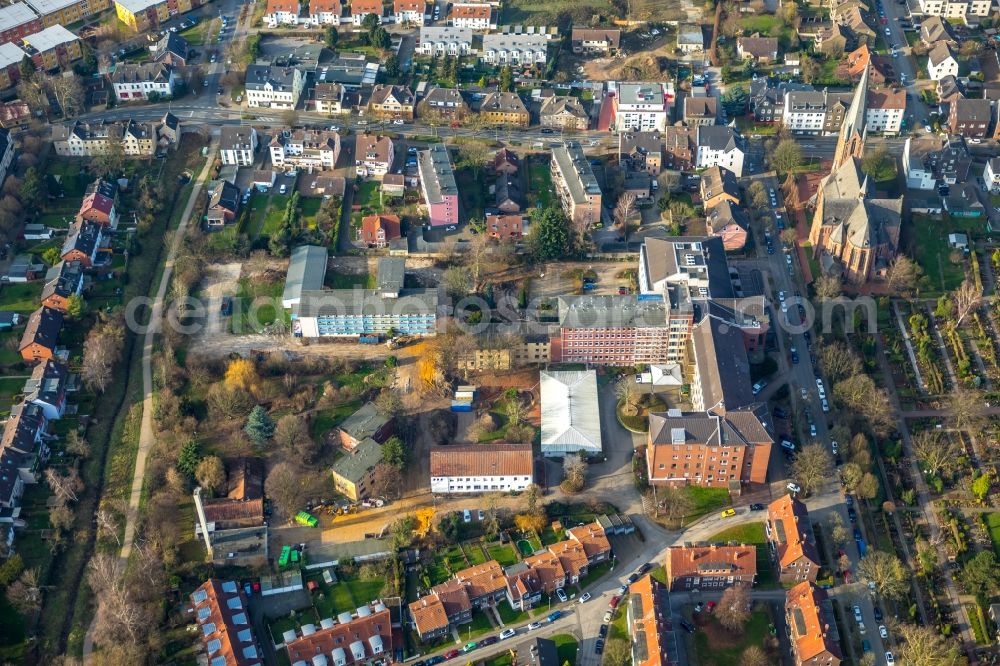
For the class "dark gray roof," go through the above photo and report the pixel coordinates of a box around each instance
[154,31,188,61]
[40,260,83,303]
[283,245,328,306]
[209,180,240,213]
[19,306,62,353]
[219,126,256,152]
[330,437,383,483]
[338,402,392,441]
[691,314,754,411]
[23,359,67,407]
[376,257,405,294]
[245,64,298,92]
[294,289,438,317]
[61,220,101,259]
[698,125,742,152]
[558,295,669,328]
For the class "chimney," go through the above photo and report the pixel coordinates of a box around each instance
[193,487,213,558]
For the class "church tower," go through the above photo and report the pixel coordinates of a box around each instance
[832,63,869,171]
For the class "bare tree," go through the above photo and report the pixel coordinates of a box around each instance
[740,646,769,666]
[856,551,909,599]
[895,624,965,666]
[464,232,493,285]
[195,456,227,496]
[82,315,125,393]
[96,508,122,547]
[561,454,587,492]
[65,430,90,458]
[45,467,83,503]
[885,255,922,295]
[813,273,842,300]
[265,462,308,520]
[647,485,695,523]
[910,431,959,477]
[715,585,752,633]
[790,444,835,496]
[49,75,85,118]
[946,386,987,434]
[615,192,637,230]
[603,638,631,666]
[614,378,642,416]
[818,341,863,382]
[372,462,402,500]
[6,568,42,613]
[953,279,981,327]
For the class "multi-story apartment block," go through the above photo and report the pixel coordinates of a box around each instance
[449,2,495,29]
[664,545,757,591]
[189,581,262,666]
[19,25,81,70]
[429,443,533,494]
[218,126,258,167]
[903,134,971,190]
[865,88,905,134]
[554,296,676,366]
[264,0,299,26]
[292,258,438,337]
[52,116,176,157]
[948,98,992,138]
[245,65,303,109]
[479,91,529,127]
[550,141,602,228]
[928,42,958,80]
[0,3,41,46]
[917,0,992,22]
[786,582,843,666]
[307,0,340,24]
[480,32,548,66]
[285,602,393,665]
[0,128,14,187]
[0,42,25,90]
[393,0,426,24]
[113,0,201,32]
[417,143,458,227]
[419,86,470,119]
[767,494,821,583]
[26,0,111,28]
[612,83,669,132]
[696,126,745,176]
[783,89,852,135]
[269,129,340,171]
[330,437,382,500]
[112,63,176,101]
[627,576,671,666]
[354,133,395,179]
[368,84,415,120]
[539,95,589,130]
[416,26,473,56]
[750,78,814,123]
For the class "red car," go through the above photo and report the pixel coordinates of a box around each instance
[443,650,460,660]
[609,596,620,610]
[252,581,261,593]
[706,601,716,613]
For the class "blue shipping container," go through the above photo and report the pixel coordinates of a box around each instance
[451,401,473,412]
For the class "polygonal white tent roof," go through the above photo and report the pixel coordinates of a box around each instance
[540,370,603,456]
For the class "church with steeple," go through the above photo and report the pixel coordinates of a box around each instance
[807,66,903,286]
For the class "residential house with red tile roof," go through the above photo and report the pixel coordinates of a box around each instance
[189,579,262,666]
[567,521,612,564]
[264,0,300,26]
[76,178,118,227]
[521,548,567,594]
[360,213,401,248]
[786,582,843,666]
[485,213,523,241]
[627,575,671,666]
[285,602,393,665]
[393,0,427,24]
[19,306,62,362]
[504,564,543,610]
[767,494,820,583]
[306,0,341,24]
[663,544,757,591]
[350,0,382,23]
[448,2,495,29]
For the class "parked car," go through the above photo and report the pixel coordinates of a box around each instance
[443,649,460,660]
[603,610,614,622]
[694,602,704,613]
[627,572,640,583]
[555,588,568,602]
[749,503,765,511]
[594,639,605,655]
[609,596,620,609]
[579,592,591,603]
[499,628,515,640]
[721,508,736,518]
[787,482,802,494]
[885,652,895,664]
[638,563,652,574]
[680,621,696,634]
[879,625,889,639]
[463,509,472,523]
[707,601,716,613]
[527,622,542,631]
[463,642,477,653]
[599,624,609,638]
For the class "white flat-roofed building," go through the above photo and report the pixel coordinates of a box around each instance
[613,83,669,133]
[540,369,603,457]
[480,32,548,65]
[430,443,534,494]
[417,26,472,56]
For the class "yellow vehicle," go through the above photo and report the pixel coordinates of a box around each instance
[720,508,737,518]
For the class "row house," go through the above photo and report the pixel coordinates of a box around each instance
[350,0,382,24]
[23,359,69,420]
[189,580,262,666]
[620,131,663,176]
[550,141,602,228]
[627,575,672,666]
[19,24,81,71]
[664,544,757,591]
[417,144,458,227]
[285,602,392,666]
[920,15,958,46]
[77,178,119,227]
[269,129,341,171]
[663,126,696,171]
[61,220,104,268]
[111,62,176,101]
[409,560,508,640]
[429,443,533,493]
[700,165,739,210]
[354,133,395,179]
[539,95,589,130]
[219,126,258,167]
[40,261,83,313]
[749,78,814,123]
[245,65,304,109]
[783,88,853,135]
[683,96,718,127]
[481,32,548,66]
[19,306,62,362]
[264,0,299,26]
[0,400,51,539]
[304,0,341,25]
[485,213,522,241]
[394,0,427,24]
[315,82,358,115]
[416,25,473,57]
[786,582,843,666]
[767,494,821,583]
[26,0,111,28]
[367,84,415,120]
[449,2,495,29]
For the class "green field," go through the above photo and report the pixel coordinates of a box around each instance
[909,214,978,293]
[260,194,292,237]
[309,400,362,440]
[502,0,614,23]
[0,282,43,314]
[527,158,553,209]
[486,543,518,566]
[986,512,1000,557]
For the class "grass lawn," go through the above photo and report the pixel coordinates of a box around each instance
[705,522,776,588]
[527,157,553,209]
[244,192,270,238]
[690,609,770,666]
[577,561,612,590]
[465,610,496,640]
[0,281,43,314]
[326,272,374,290]
[464,542,488,566]
[309,400,362,440]
[686,486,732,521]
[231,277,285,333]
[502,0,612,23]
[456,168,486,222]
[740,15,780,32]
[311,572,385,619]
[260,194,292,238]
[355,181,382,211]
[496,601,529,626]
[551,634,578,664]
[300,198,323,229]
[985,512,1000,557]
[0,375,26,412]
[486,543,518,566]
[909,214,972,294]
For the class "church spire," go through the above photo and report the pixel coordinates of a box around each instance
[832,59,869,171]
